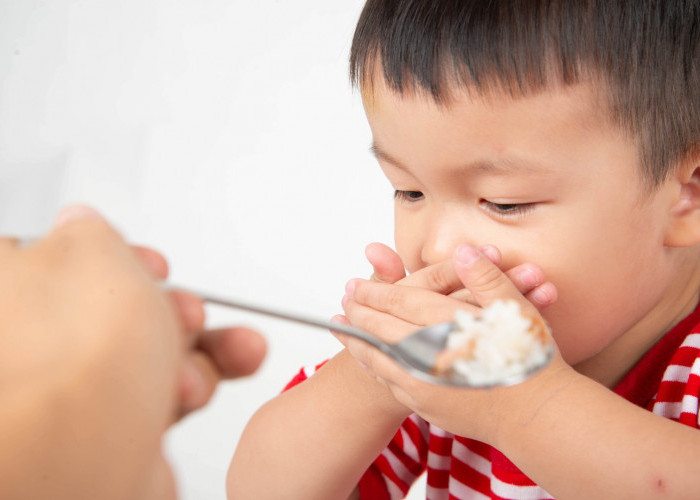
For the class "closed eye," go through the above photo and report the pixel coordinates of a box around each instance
[480,200,536,218]
[394,190,424,202]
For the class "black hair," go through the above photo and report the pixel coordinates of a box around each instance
[350,0,700,186]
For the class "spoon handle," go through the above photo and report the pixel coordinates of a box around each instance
[15,238,393,358]
[169,285,389,352]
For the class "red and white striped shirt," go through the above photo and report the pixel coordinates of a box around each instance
[284,304,700,499]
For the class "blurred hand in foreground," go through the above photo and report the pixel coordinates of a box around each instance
[0,205,266,500]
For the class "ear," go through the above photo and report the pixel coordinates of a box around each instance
[664,159,700,248]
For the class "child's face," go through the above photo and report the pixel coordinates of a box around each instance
[363,78,681,371]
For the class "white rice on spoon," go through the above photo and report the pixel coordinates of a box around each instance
[435,300,550,386]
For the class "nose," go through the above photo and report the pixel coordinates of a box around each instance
[420,206,473,266]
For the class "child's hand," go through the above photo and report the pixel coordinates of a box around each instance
[365,242,557,309]
[337,244,568,444]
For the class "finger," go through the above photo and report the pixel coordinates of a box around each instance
[447,288,475,302]
[396,259,463,294]
[196,327,267,378]
[169,290,206,337]
[329,316,404,388]
[177,353,220,416]
[342,295,417,343]
[478,244,501,265]
[453,245,536,315]
[333,330,414,396]
[47,205,114,245]
[525,281,558,309]
[396,244,543,303]
[52,204,104,228]
[366,242,498,295]
[329,321,392,381]
[132,246,169,280]
[449,282,557,310]
[347,278,472,327]
[328,315,365,356]
[52,205,169,280]
[46,205,135,265]
[504,263,554,306]
[506,263,542,291]
[366,242,406,283]
[369,244,499,294]
[449,263,553,307]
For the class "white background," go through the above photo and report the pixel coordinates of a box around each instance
[0,1,428,498]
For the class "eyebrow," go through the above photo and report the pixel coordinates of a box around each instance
[369,142,547,176]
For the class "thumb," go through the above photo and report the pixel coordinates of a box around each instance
[366,242,406,283]
[53,204,104,228]
[453,245,535,314]
[48,205,128,257]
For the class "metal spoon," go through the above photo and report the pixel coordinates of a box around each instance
[175,286,554,387]
[14,238,552,386]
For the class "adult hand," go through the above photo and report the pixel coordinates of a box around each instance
[56,206,267,419]
[0,205,265,500]
[132,246,266,418]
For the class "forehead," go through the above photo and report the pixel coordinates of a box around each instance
[362,71,608,129]
[362,75,644,191]
[366,77,605,149]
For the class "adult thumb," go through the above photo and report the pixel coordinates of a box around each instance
[53,205,104,228]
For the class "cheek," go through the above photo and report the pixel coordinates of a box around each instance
[532,217,668,363]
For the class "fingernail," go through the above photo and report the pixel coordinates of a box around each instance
[331,314,347,324]
[518,267,539,288]
[455,245,480,266]
[531,286,552,305]
[54,205,102,227]
[341,293,349,307]
[345,279,357,299]
[479,245,500,263]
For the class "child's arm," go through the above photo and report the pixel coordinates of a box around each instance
[226,255,467,497]
[227,348,411,498]
[340,245,700,499]
[227,247,553,498]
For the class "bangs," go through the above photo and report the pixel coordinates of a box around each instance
[350,1,594,101]
[349,0,700,186]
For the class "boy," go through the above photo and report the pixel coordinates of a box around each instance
[228,1,700,498]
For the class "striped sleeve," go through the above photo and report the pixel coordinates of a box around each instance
[358,414,430,498]
[282,361,327,392]
[652,333,700,427]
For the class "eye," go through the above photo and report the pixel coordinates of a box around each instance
[394,190,424,202]
[480,200,535,218]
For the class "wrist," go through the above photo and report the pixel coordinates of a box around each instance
[488,357,579,451]
[334,349,413,422]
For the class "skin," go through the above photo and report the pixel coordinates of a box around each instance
[360,80,700,384]
[0,206,266,500]
[228,78,700,499]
